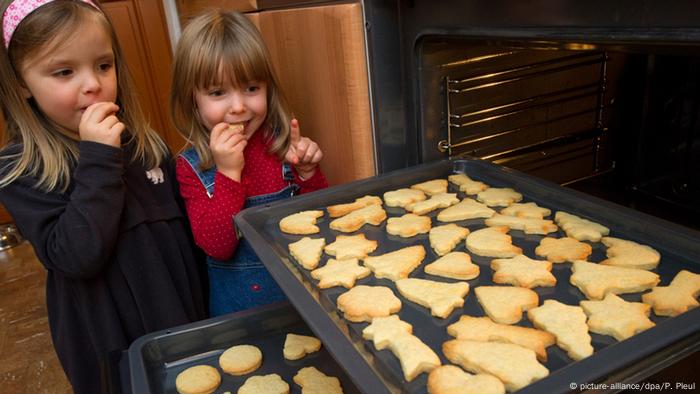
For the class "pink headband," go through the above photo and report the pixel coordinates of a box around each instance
[3,0,99,49]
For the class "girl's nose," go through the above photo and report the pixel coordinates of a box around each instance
[228,93,245,114]
[81,72,101,95]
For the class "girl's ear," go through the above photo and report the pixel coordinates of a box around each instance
[20,86,32,99]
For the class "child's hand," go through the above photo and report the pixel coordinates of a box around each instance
[210,122,247,182]
[284,119,322,180]
[78,102,125,148]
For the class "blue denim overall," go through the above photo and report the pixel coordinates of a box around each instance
[181,148,297,316]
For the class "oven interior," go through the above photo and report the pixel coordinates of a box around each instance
[416,37,700,230]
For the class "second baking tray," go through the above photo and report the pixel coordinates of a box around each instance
[127,301,359,393]
[235,158,700,393]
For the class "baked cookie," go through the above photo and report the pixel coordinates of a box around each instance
[427,365,505,394]
[466,226,522,258]
[363,315,441,382]
[411,179,448,196]
[289,237,326,270]
[527,299,593,361]
[443,339,548,392]
[475,286,539,324]
[436,198,495,222]
[324,234,377,260]
[642,270,700,317]
[429,224,470,256]
[491,255,556,289]
[535,237,592,263]
[279,210,324,235]
[238,374,289,394]
[580,294,655,341]
[484,214,558,235]
[554,211,610,242]
[570,261,660,300]
[383,188,426,208]
[396,278,470,318]
[327,195,382,218]
[219,344,262,376]
[425,252,479,281]
[476,188,522,207]
[447,315,555,362]
[336,285,402,322]
[406,193,460,215]
[386,213,432,237]
[293,367,343,394]
[310,258,371,289]
[283,333,322,360]
[599,237,660,270]
[175,365,221,394]
[448,173,490,195]
[364,245,426,281]
[362,315,413,349]
[329,204,387,233]
[500,202,551,219]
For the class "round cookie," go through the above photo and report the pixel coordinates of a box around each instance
[175,365,221,394]
[219,344,263,376]
[238,374,290,394]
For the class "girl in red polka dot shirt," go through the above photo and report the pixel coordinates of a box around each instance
[170,10,328,316]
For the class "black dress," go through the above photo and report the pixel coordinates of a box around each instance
[0,140,206,393]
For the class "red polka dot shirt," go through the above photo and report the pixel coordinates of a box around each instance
[176,130,328,261]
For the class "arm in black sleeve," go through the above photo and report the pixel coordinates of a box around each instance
[0,141,125,278]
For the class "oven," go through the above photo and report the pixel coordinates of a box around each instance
[362,0,700,230]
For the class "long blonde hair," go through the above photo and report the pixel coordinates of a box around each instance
[0,0,168,192]
[170,9,292,169]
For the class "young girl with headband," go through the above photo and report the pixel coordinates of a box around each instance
[0,1,205,391]
[171,10,327,316]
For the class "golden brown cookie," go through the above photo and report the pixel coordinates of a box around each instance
[386,213,432,237]
[326,195,382,218]
[310,258,371,289]
[466,226,522,258]
[396,278,470,318]
[383,188,426,208]
[324,234,377,260]
[336,285,402,322]
[484,214,558,235]
[364,245,426,281]
[289,237,326,270]
[429,224,470,256]
[499,202,551,219]
[283,333,322,360]
[329,204,387,233]
[474,286,539,325]
[411,179,448,196]
[279,210,324,235]
[570,261,660,300]
[527,299,593,361]
[491,255,556,289]
[476,188,523,207]
[599,237,660,270]
[175,365,221,394]
[448,173,490,195]
[238,374,289,394]
[554,211,609,242]
[535,237,592,263]
[293,367,343,394]
[447,315,555,362]
[219,344,262,376]
[406,193,459,215]
[436,198,495,222]
[642,270,700,316]
[425,252,479,281]
[580,294,655,341]
[427,365,505,394]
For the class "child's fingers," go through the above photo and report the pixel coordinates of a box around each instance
[284,148,299,165]
[209,122,231,143]
[310,149,323,164]
[111,121,126,136]
[85,102,119,123]
[289,118,301,143]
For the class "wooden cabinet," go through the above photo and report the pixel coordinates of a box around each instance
[256,3,375,186]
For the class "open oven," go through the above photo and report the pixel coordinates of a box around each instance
[363,0,700,230]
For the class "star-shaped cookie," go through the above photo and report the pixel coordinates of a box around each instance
[310,258,371,289]
[324,234,377,260]
[580,293,655,341]
[535,237,592,263]
[491,254,556,289]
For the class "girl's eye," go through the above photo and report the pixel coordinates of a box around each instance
[53,69,73,77]
[208,89,224,97]
[99,63,113,71]
[246,85,259,93]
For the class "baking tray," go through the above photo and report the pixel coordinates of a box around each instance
[235,158,700,394]
[127,301,359,393]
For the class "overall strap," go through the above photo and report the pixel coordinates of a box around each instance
[180,148,217,197]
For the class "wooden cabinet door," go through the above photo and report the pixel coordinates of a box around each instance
[102,0,184,151]
[257,3,375,186]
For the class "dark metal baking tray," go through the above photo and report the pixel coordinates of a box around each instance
[127,301,358,393]
[235,158,700,394]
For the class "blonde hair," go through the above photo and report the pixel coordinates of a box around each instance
[0,0,168,192]
[170,9,292,169]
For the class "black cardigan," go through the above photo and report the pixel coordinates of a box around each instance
[0,141,206,393]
